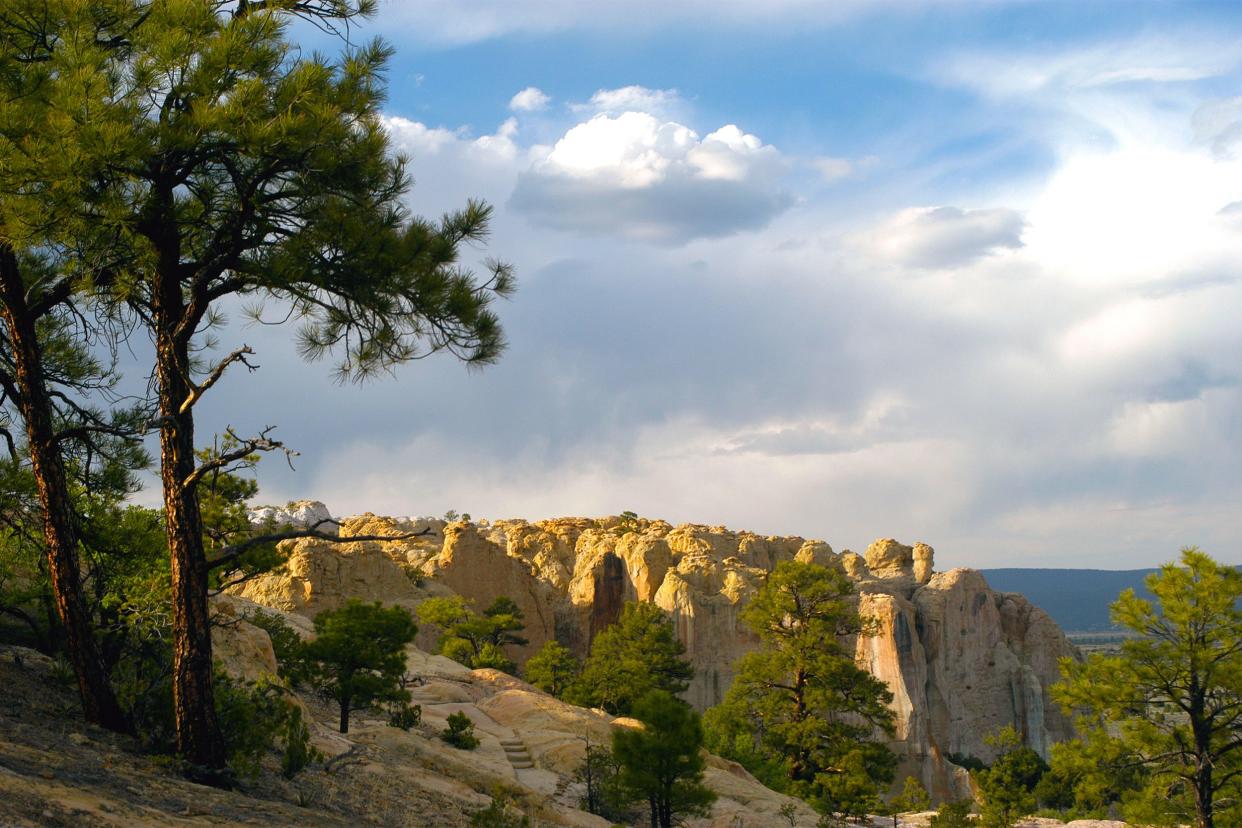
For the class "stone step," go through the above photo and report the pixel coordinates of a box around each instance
[510,760,534,769]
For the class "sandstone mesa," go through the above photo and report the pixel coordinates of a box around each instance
[237,502,1080,804]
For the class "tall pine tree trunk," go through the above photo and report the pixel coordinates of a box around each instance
[157,330,226,774]
[153,270,226,776]
[0,246,128,732]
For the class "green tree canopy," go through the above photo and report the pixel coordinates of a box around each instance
[1053,548,1242,828]
[523,639,581,698]
[567,601,694,716]
[301,599,417,734]
[889,775,932,826]
[2,0,513,774]
[703,560,896,815]
[417,595,528,673]
[613,690,716,828]
[975,726,1048,828]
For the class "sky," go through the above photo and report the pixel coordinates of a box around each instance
[176,0,1242,569]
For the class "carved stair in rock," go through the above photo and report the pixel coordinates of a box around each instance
[499,737,534,771]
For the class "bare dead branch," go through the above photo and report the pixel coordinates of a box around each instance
[182,425,294,492]
[179,345,257,414]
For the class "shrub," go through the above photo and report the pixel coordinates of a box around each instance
[442,711,479,749]
[469,790,532,827]
[214,674,293,779]
[928,800,976,827]
[280,705,321,778]
[388,702,422,730]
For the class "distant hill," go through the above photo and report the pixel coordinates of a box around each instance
[979,568,1158,632]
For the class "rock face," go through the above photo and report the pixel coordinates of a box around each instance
[248,500,336,533]
[235,512,1080,801]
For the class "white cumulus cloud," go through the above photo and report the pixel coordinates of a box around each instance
[508,86,551,112]
[510,112,790,242]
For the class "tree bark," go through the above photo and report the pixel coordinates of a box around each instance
[339,696,350,734]
[0,245,129,732]
[156,325,227,775]
[150,238,227,775]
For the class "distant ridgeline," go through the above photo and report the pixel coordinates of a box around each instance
[980,568,1158,632]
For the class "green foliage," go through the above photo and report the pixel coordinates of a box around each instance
[566,601,693,715]
[442,711,479,750]
[469,789,531,827]
[300,599,418,734]
[928,800,976,827]
[3,0,513,771]
[945,753,988,773]
[280,705,321,779]
[244,610,308,684]
[821,749,884,822]
[1052,548,1242,828]
[974,727,1048,827]
[576,743,638,823]
[211,671,308,780]
[523,640,581,698]
[616,510,640,534]
[613,691,716,828]
[1034,734,1140,818]
[387,702,422,730]
[703,561,896,814]
[417,595,527,673]
[892,775,932,815]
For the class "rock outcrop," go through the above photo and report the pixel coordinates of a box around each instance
[236,507,1080,801]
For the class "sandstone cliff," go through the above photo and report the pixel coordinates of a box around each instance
[238,508,1080,800]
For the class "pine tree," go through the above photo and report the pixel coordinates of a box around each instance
[703,560,896,814]
[975,726,1047,828]
[524,640,581,698]
[1053,548,1242,828]
[300,600,418,734]
[567,601,693,715]
[417,595,528,673]
[1,0,512,775]
[613,691,716,828]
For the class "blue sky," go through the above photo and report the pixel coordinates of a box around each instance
[190,0,1242,569]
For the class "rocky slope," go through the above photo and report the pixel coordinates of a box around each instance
[239,504,1081,800]
[0,611,822,827]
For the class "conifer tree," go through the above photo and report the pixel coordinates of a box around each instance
[613,690,716,828]
[0,0,156,732]
[300,599,418,734]
[524,639,580,698]
[568,601,693,715]
[703,560,896,815]
[2,0,512,774]
[1054,548,1242,828]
